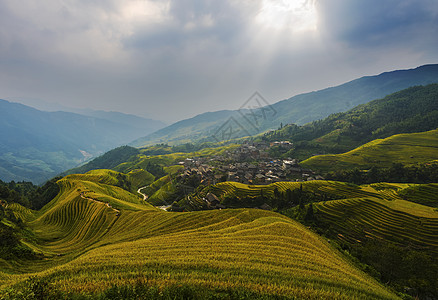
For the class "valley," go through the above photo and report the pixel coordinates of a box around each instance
[2,0,438,296]
[1,68,438,299]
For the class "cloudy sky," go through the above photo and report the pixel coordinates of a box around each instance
[1,0,437,123]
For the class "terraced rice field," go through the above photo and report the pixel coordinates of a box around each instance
[0,174,398,299]
[301,129,438,171]
[396,183,438,207]
[5,203,35,222]
[315,197,438,253]
[211,180,383,200]
[211,180,438,255]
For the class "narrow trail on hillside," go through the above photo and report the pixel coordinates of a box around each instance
[137,186,148,200]
[80,192,120,214]
[137,186,171,211]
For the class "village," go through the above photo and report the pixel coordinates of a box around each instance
[178,141,323,185]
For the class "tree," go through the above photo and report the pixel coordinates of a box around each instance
[304,203,315,222]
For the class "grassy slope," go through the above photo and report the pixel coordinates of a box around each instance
[301,129,438,172]
[0,175,397,299]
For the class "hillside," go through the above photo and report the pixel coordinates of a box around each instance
[178,180,438,297]
[301,129,438,172]
[315,195,438,252]
[64,143,238,179]
[71,109,165,134]
[133,64,438,147]
[262,83,438,160]
[0,100,164,183]
[131,110,237,146]
[61,146,141,176]
[0,173,397,299]
[199,181,438,252]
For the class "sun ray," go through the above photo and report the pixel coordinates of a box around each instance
[256,0,318,32]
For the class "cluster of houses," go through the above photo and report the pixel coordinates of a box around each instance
[177,142,323,185]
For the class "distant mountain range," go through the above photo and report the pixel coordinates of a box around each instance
[132,64,438,147]
[69,83,438,179]
[5,97,166,133]
[2,64,438,184]
[0,100,165,183]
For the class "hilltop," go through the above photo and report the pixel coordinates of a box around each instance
[132,64,438,147]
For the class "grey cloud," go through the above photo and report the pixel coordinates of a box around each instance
[123,0,253,50]
[318,0,438,48]
[0,0,437,123]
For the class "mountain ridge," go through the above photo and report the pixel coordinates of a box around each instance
[133,64,438,147]
[0,100,164,183]
[260,83,438,160]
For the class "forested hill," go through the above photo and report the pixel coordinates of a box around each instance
[261,83,438,159]
[269,64,438,126]
[133,64,438,147]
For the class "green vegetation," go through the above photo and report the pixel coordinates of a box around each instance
[200,181,438,246]
[261,84,438,160]
[146,177,177,205]
[127,169,155,191]
[315,197,438,252]
[132,65,438,147]
[173,180,382,211]
[185,180,438,298]
[140,142,234,156]
[62,145,239,209]
[313,196,438,298]
[0,202,38,267]
[397,183,438,207]
[131,110,237,147]
[0,181,32,208]
[0,178,60,210]
[66,143,238,179]
[301,129,438,172]
[0,174,398,299]
[4,73,438,299]
[324,162,438,185]
[64,168,155,195]
[116,144,238,173]
[0,221,35,262]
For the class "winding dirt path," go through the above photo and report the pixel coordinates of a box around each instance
[137,186,170,211]
[137,186,148,200]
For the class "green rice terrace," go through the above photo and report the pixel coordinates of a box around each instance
[0,171,401,299]
[206,181,438,253]
[300,129,438,172]
[315,195,438,253]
